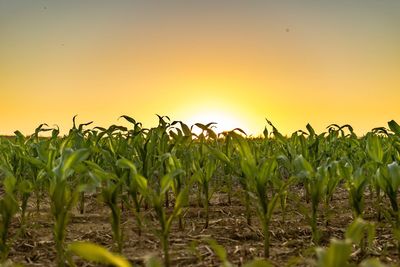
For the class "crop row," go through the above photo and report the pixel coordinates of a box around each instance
[1,116,400,266]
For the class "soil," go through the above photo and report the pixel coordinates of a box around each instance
[6,185,400,266]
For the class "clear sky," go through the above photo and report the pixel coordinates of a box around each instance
[1,1,399,136]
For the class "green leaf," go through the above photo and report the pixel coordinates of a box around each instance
[388,120,400,135]
[174,189,188,212]
[116,157,138,175]
[22,155,45,169]
[207,239,232,267]
[3,175,17,194]
[306,123,316,137]
[207,146,232,167]
[316,238,352,267]
[178,121,192,137]
[259,159,277,185]
[160,174,173,194]
[345,218,374,245]
[387,161,400,190]
[341,162,353,179]
[135,174,148,193]
[366,135,383,163]
[68,242,132,267]
[232,133,256,172]
[54,148,90,179]
[18,180,33,194]
[294,155,314,178]
[120,115,137,125]
[263,127,269,138]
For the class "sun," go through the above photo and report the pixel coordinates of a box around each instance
[184,110,247,135]
[172,86,254,136]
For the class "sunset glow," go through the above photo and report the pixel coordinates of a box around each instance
[1,1,399,135]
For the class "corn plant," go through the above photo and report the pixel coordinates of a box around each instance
[0,175,19,262]
[315,218,376,267]
[208,130,253,224]
[0,133,34,236]
[154,174,188,267]
[377,161,400,257]
[232,133,293,258]
[341,162,369,218]
[193,149,217,229]
[213,129,245,206]
[191,123,219,228]
[50,146,90,266]
[102,180,124,252]
[116,158,148,238]
[144,172,189,267]
[163,153,187,230]
[87,161,125,253]
[321,161,342,225]
[366,133,386,221]
[294,155,325,244]
[23,129,58,214]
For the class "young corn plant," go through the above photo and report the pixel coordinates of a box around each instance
[213,129,245,206]
[163,153,187,230]
[294,155,326,244]
[366,133,385,221]
[116,158,148,237]
[315,218,376,267]
[20,125,55,218]
[145,172,189,267]
[0,134,36,235]
[102,180,123,253]
[0,175,19,262]
[151,175,187,267]
[341,162,369,218]
[24,129,59,214]
[322,161,342,226]
[87,161,126,253]
[376,161,400,258]
[232,133,293,258]
[50,147,90,266]
[208,129,253,225]
[193,150,217,229]
[155,174,188,267]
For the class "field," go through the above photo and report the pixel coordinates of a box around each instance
[1,116,400,267]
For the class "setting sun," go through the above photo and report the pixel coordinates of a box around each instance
[185,110,246,135]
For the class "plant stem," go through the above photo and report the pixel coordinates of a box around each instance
[263,221,270,258]
[311,204,319,244]
[165,191,169,208]
[178,214,184,231]
[204,182,209,229]
[79,192,85,214]
[245,190,251,225]
[162,234,170,267]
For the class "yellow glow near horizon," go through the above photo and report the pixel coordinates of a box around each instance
[0,2,399,136]
[185,110,246,135]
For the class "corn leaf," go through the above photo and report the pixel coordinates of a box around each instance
[68,242,132,267]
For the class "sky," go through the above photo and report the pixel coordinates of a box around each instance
[1,1,399,136]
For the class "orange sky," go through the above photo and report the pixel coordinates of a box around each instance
[1,1,399,136]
